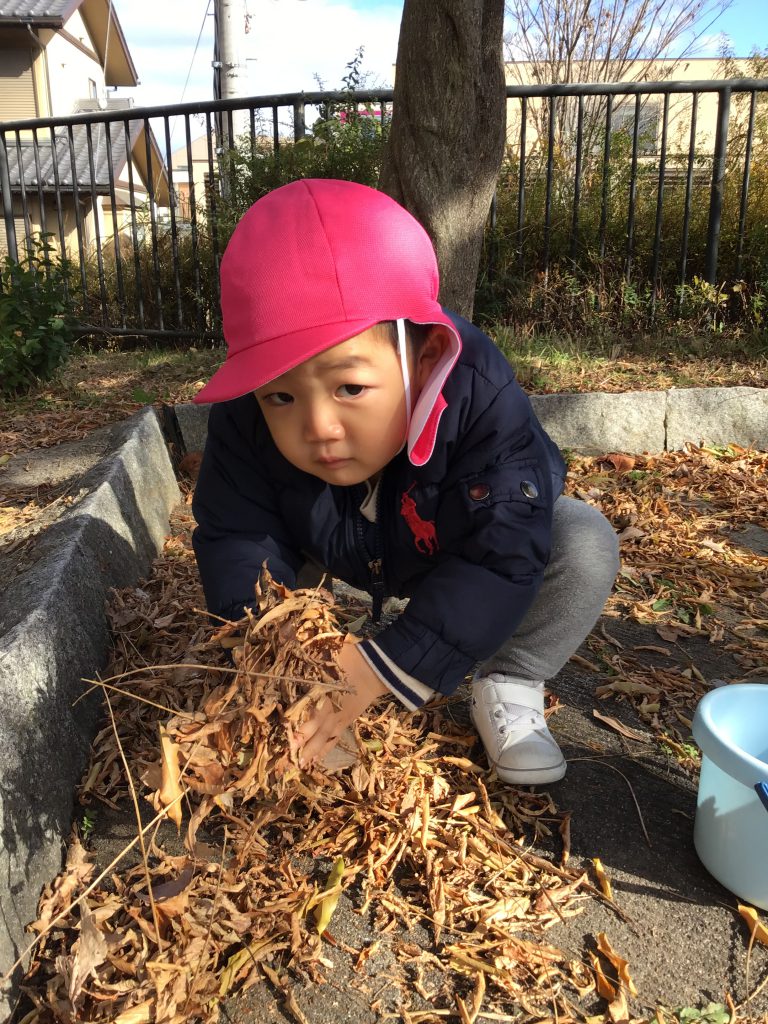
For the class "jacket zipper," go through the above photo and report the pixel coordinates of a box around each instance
[355,478,385,623]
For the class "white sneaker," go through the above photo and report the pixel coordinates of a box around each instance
[470,674,567,785]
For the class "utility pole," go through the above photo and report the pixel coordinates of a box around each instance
[213,0,250,147]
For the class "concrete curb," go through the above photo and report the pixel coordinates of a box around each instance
[529,386,768,453]
[0,408,180,1014]
[176,385,768,456]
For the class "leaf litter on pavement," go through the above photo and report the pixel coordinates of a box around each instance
[565,444,768,761]
[12,442,768,1024]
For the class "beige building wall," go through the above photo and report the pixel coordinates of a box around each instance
[40,11,109,116]
[170,134,216,224]
[0,31,41,121]
[504,57,749,160]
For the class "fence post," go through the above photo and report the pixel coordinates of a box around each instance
[293,98,306,141]
[705,86,731,285]
[0,138,18,262]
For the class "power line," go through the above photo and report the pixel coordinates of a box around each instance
[180,0,213,107]
[166,0,213,163]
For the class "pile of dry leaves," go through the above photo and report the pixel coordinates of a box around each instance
[15,523,627,1024]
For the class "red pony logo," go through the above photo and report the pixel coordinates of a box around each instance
[400,483,439,555]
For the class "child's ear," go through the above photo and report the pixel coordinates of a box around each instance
[414,325,451,389]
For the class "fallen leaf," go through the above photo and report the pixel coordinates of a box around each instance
[633,644,675,656]
[600,624,624,649]
[68,904,108,1006]
[0,453,12,467]
[219,938,277,997]
[113,1000,153,1024]
[604,453,637,474]
[699,538,728,554]
[596,680,660,697]
[345,613,368,634]
[178,451,203,479]
[314,856,345,935]
[157,726,183,829]
[656,623,682,642]
[593,710,649,743]
[738,904,768,946]
[284,988,311,1024]
[617,525,646,543]
[607,985,631,1023]
[592,858,613,900]
[596,932,638,997]
[570,653,601,672]
[588,949,617,1000]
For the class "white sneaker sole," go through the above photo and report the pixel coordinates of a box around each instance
[490,755,567,786]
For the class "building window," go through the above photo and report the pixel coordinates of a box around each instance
[611,99,660,155]
[88,78,97,99]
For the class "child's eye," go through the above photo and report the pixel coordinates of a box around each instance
[337,384,367,398]
[263,392,293,406]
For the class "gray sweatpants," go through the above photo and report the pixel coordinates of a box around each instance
[479,495,620,682]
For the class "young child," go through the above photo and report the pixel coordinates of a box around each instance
[192,178,620,785]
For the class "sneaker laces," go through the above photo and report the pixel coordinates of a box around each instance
[491,703,547,751]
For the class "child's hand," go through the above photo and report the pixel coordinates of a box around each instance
[293,637,387,768]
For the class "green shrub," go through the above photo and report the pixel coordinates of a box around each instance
[0,235,79,395]
[88,218,220,341]
[214,106,387,241]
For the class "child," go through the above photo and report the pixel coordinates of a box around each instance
[192,178,619,785]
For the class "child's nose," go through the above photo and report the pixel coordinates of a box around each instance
[303,401,344,442]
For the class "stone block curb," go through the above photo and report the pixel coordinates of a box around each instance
[0,408,180,1014]
[665,386,768,451]
[529,391,667,453]
[176,386,768,457]
[174,401,210,455]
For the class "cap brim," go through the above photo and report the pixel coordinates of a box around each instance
[194,316,381,404]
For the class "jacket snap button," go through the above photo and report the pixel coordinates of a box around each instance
[469,483,490,501]
[521,480,539,499]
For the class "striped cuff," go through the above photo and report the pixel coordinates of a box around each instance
[358,639,437,711]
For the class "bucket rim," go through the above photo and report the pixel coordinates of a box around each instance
[692,683,768,790]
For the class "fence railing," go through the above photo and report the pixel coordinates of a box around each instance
[1,79,766,340]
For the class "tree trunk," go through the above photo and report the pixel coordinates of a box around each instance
[379,0,506,319]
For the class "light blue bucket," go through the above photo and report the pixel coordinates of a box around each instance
[692,683,768,909]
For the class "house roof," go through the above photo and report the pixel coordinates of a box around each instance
[0,0,138,86]
[0,2,75,18]
[6,99,170,205]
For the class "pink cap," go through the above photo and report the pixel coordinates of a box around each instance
[194,179,461,466]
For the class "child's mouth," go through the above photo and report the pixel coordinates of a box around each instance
[316,456,350,467]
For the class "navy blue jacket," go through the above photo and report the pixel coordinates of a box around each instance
[192,313,566,703]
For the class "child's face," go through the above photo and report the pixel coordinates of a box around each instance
[253,327,412,486]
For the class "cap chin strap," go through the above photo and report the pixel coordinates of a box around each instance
[396,318,412,424]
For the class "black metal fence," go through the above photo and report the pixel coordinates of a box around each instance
[1,79,766,340]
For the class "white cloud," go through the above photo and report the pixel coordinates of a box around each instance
[114,0,402,112]
[695,32,730,56]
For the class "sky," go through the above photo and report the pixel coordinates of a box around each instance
[112,0,767,117]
